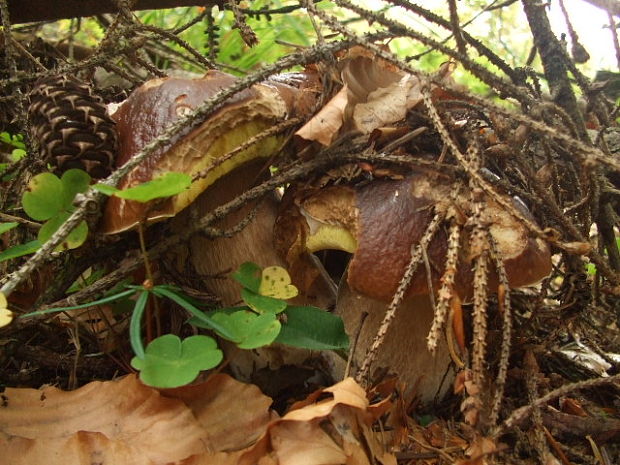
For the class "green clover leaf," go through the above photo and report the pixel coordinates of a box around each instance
[210,309,281,349]
[38,211,88,249]
[21,169,91,252]
[131,334,222,388]
[60,169,91,207]
[241,288,288,314]
[22,172,64,220]
[231,261,262,293]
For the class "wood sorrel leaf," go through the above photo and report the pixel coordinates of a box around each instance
[22,172,64,221]
[109,172,191,203]
[38,212,88,250]
[276,306,349,350]
[258,266,298,299]
[231,261,262,293]
[131,334,222,388]
[210,309,280,349]
[242,288,287,314]
[60,169,91,208]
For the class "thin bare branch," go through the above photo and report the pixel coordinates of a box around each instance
[495,373,620,436]
[0,33,393,297]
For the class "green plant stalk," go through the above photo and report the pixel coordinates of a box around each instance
[129,290,150,359]
[151,286,236,340]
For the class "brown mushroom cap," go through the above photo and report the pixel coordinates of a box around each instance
[102,70,305,234]
[275,170,552,302]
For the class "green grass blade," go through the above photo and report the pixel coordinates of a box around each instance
[20,289,136,318]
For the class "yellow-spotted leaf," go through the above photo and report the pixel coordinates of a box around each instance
[0,292,14,328]
[258,266,298,300]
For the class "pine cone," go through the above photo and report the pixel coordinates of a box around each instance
[28,75,117,179]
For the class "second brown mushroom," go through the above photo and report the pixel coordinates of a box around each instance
[275,169,552,403]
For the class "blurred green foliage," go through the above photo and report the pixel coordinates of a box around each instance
[0,131,26,177]
[127,0,531,94]
[32,1,612,99]
[137,1,318,72]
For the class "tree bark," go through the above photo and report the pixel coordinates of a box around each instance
[7,0,219,24]
[521,0,587,141]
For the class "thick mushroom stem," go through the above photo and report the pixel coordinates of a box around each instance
[326,282,453,405]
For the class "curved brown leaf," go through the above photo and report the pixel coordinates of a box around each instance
[161,373,275,452]
[295,85,348,146]
[0,374,276,465]
[0,375,207,464]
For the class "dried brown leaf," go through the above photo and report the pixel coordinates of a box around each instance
[0,374,278,465]
[296,50,420,144]
[271,421,347,465]
[451,294,466,351]
[161,373,274,452]
[295,85,348,145]
[0,430,151,465]
[181,450,248,465]
[352,75,422,133]
[239,378,395,465]
[285,377,368,421]
[559,397,588,417]
[0,375,207,464]
[454,436,498,465]
[341,54,402,105]
[461,395,482,427]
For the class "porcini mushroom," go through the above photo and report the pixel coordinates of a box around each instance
[101,70,327,298]
[101,70,334,377]
[275,169,552,403]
